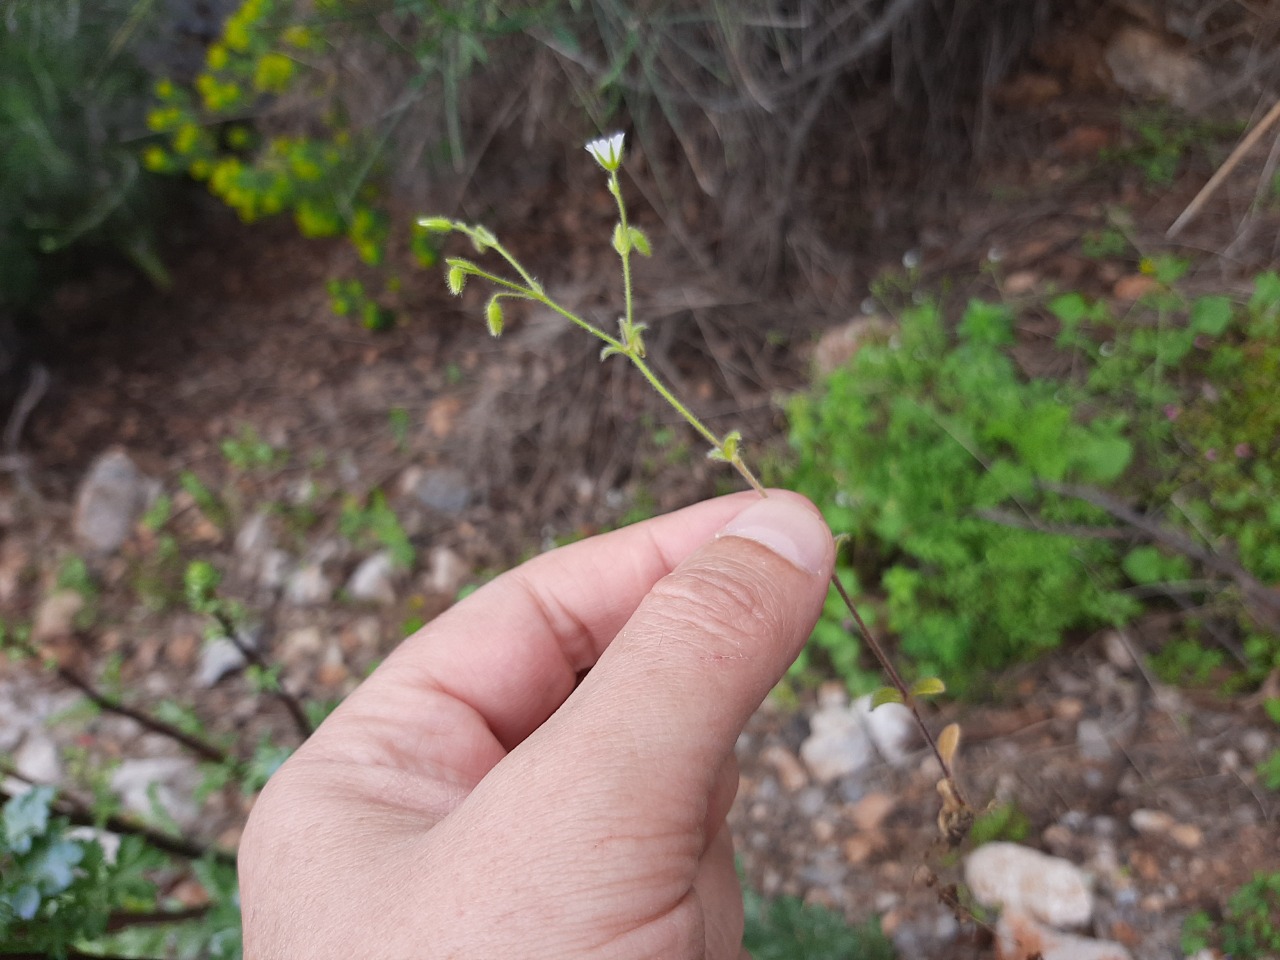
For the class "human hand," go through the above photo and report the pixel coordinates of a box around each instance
[238,491,834,959]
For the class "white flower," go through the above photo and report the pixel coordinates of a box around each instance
[585,132,625,172]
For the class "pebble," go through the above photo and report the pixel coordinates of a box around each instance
[403,466,472,514]
[195,638,247,688]
[285,564,333,606]
[13,729,62,783]
[1076,719,1113,762]
[346,550,402,605]
[73,449,156,554]
[423,545,469,596]
[759,744,809,792]
[33,590,85,641]
[1101,631,1136,672]
[965,842,1094,929]
[1239,728,1270,763]
[111,756,201,830]
[849,791,896,832]
[280,626,324,666]
[795,785,827,818]
[800,699,874,782]
[996,909,1132,960]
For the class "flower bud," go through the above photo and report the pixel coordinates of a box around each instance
[447,266,466,295]
[485,296,504,336]
[417,216,453,233]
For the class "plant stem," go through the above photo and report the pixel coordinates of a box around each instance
[211,610,313,740]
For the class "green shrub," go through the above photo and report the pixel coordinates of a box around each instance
[742,887,894,960]
[0,0,172,312]
[788,298,1137,689]
[1182,871,1280,958]
[787,266,1280,692]
[146,0,557,326]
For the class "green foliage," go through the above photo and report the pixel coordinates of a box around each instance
[742,887,894,960]
[1,785,164,956]
[1182,872,1280,958]
[1102,108,1243,188]
[145,0,559,325]
[220,424,284,472]
[1258,750,1280,791]
[0,0,171,312]
[340,490,414,569]
[788,267,1280,692]
[1149,636,1224,687]
[788,298,1137,688]
[969,801,1031,846]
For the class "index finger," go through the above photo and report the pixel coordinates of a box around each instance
[306,491,819,777]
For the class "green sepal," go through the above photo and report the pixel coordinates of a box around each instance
[469,225,497,252]
[612,222,629,255]
[485,296,504,337]
[871,686,905,709]
[708,430,743,463]
[628,227,652,256]
[910,677,946,698]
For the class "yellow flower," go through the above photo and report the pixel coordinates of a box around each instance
[253,53,295,94]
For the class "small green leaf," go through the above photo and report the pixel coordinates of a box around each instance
[628,227,652,256]
[4,786,55,855]
[911,676,946,698]
[485,296,504,336]
[1189,294,1232,336]
[870,686,904,709]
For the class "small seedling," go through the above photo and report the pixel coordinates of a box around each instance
[422,132,970,843]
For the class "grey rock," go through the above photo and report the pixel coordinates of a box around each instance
[285,564,333,606]
[1104,24,1213,112]
[279,626,324,667]
[259,549,292,591]
[423,546,469,596]
[405,466,472,514]
[965,842,1094,929]
[111,757,201,830]
[346,550,401,605]
[855,694,914,765]
[195,626,259,688]
[13,729,62,783]
[800,701,874,783]
[995,909,1131,960]
[1076,719,1113,762]
[73,449,155,554]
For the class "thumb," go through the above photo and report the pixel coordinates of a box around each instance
[526,492,834,819]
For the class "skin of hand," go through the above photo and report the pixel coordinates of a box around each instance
[238,491,834,960]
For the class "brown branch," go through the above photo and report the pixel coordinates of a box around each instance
[212,610,314,739]
[5,636,232,764]
[1167,98,1280,238]
[1043,481,1280,630]
[105,905,211,933]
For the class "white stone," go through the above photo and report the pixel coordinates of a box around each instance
[1104,25,1213,112]
[854,694,915,765]
[965,842,1094,929]
[800,701,874,783]
[194,628,258,688]
[280,626,324,666]
[423,546,469,596]
[285,564,333,606]
[73,449,155,554]
[111,757,201,830]
[259,549,292,591]
[13,730,62,783]
[995,909,1131,960]
[346,550,401,605]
